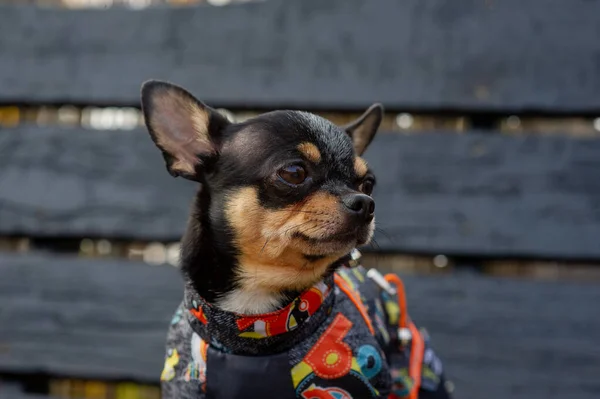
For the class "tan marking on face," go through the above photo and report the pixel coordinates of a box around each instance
[297,142,322,164]
[354,157,368,178]
[225,187,353,294]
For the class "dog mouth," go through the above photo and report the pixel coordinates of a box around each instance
[293,222,373,248]
[294,229,358,244]
[284,214,375,257]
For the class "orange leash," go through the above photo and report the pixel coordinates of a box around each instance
[384,274,424,399]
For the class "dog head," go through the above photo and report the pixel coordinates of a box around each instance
[141,81,382,299]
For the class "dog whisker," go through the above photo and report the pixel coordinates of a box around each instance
[271,209,324,215]
[369,238,381,252]
[280,220,315,235]
[259,237,271,254]
[295,223,331,239]
[260,220,316,256]
[367,238,383,270]
[374,227,394,243]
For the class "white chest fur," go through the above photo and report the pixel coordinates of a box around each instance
[216,288,286,315]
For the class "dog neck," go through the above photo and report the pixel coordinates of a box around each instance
[180,188,302,314]
[179,187,238,305]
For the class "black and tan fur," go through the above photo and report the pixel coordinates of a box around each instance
[141,80,382,314]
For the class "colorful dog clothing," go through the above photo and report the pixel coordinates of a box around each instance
[161,259,452,399]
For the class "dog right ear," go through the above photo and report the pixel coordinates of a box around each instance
[141,80,230,181]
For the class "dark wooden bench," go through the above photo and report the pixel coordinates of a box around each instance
[1,1,600,399]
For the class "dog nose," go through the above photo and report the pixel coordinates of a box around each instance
[342,194,375,222]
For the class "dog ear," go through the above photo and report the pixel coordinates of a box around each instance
[141,80,230,181]
[343,103,384,155]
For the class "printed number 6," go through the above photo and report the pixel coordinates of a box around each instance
[304,313,353,379]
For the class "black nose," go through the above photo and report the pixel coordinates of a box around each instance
[342,194,375,222]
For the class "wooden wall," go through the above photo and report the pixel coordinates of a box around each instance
[1,1,599,399]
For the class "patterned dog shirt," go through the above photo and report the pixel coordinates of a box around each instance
[161,257,452,399]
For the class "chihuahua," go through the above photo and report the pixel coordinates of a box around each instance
[142,81,451,399]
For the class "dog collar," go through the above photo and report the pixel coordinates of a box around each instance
[183,274,336,356]
[234,280,332,338]
[182,251,364,355]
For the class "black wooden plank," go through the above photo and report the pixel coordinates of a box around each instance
[0,253,183,383]
[2,126,600,260]
[405,272,600,399]
[367,132,600,259]
[0,252,598,399]
[1,0,600,113]
[0,126,195,241]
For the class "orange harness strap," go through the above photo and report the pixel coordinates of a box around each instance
[384,274,424,399]
[334,272,424,399]
[334,273,375,335]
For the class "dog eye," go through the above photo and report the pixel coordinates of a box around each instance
[360,179,375,196]
[278,165,307,185]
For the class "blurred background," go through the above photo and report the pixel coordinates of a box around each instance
[1,0,600,398]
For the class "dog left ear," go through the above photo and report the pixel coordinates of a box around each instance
[343,103,384,155]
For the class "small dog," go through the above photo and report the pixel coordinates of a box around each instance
[141,81,452,399]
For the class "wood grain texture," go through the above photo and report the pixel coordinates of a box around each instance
[0,126,196,241]
[2,126,600,259]
[366,132,600,259]
[0,253,183,383]
[1,0,600,112]
[0,252,598,399]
